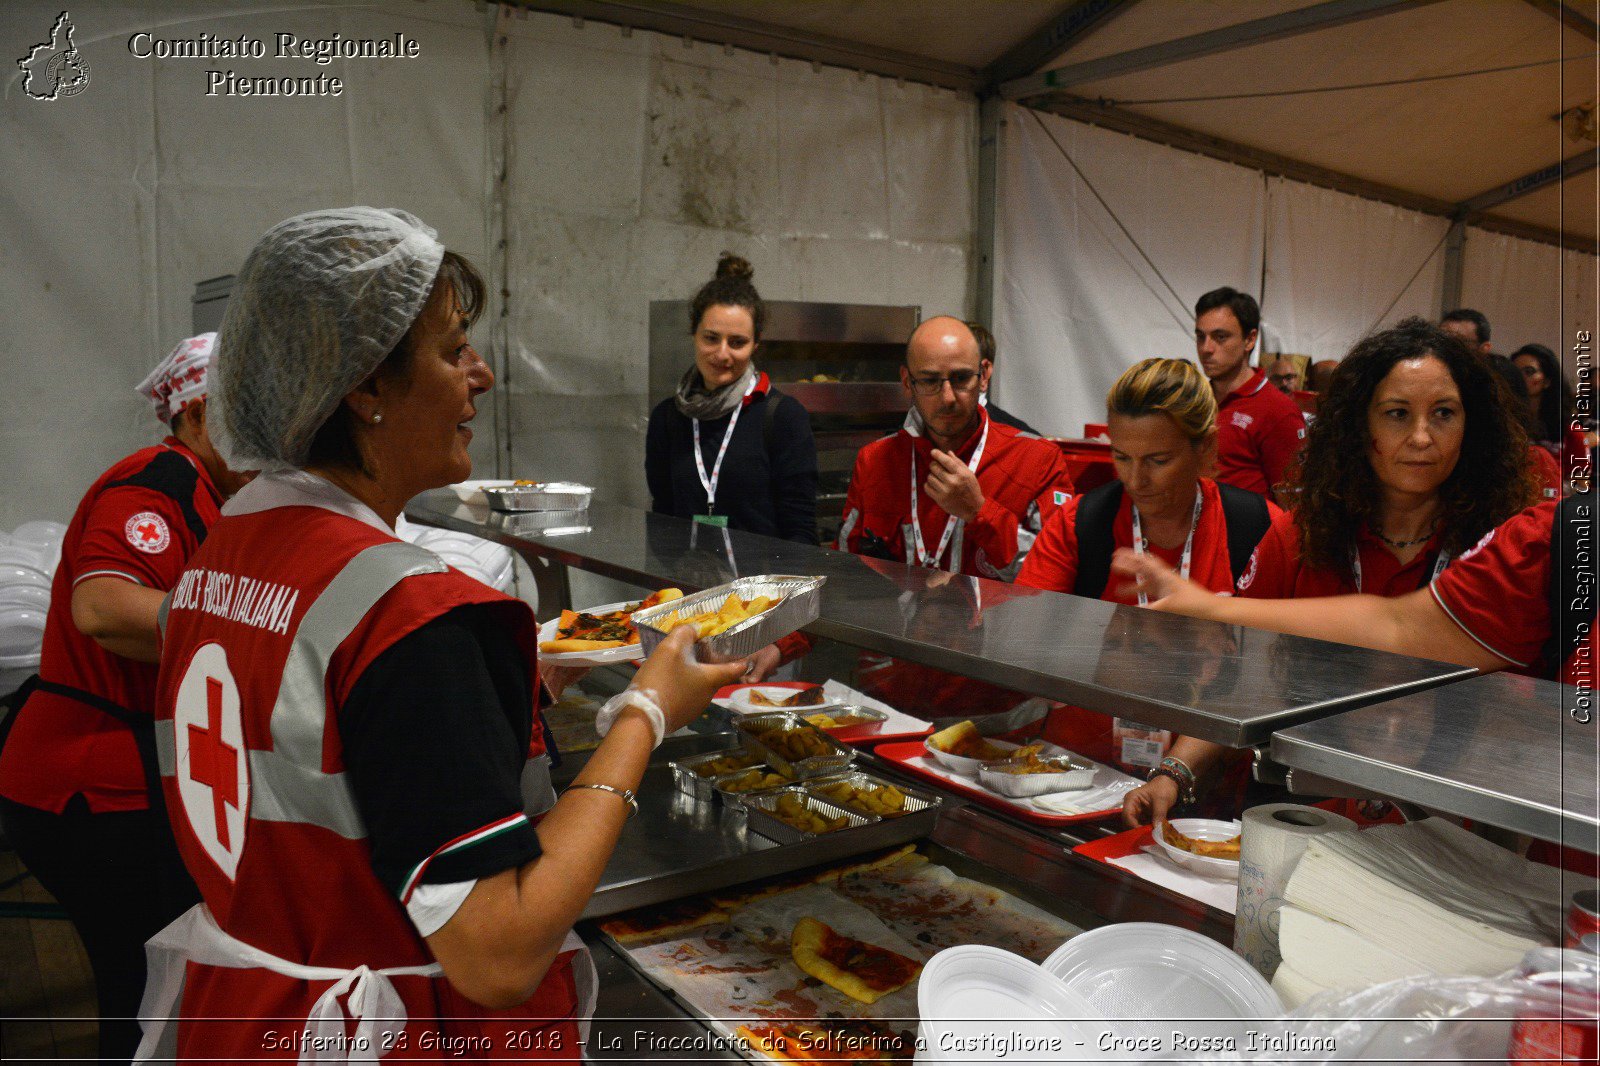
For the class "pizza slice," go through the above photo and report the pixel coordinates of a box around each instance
[1161,821,1241,860]
[600,894,729,945]
[790,917,922,1005]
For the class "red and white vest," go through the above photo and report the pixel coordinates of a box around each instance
[145,475,584,1061]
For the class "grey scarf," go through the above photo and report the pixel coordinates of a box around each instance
[674,365,756,421]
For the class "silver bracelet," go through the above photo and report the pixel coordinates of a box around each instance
[566,782,639,819]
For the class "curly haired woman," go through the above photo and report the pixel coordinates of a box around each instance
[1123,317,1538,825]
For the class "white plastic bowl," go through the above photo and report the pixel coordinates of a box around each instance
[12,520,66,548]
[1153,818,1242,880]
[923,735,1019,778]
[1043,923,1280,1047]
[918,944,1117,1063]
[0,585,50,612]
[0,563,51,590]
[0,606,47,668]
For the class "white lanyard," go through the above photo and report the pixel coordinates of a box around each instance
[1131,488,1202,607]
[1351,542,1452,594]
[691,377,756,515]
[909,417,990,570]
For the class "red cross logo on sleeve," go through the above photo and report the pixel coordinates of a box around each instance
[124,511,171,554]
[174,642,249,879]
[188,677,240,850]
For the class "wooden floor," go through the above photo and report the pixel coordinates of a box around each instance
[0,844,97,1060]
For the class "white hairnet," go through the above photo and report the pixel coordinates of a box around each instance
[212,207,445,470]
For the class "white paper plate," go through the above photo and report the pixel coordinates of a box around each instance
[536,600,646,666]
[923,735,1022,778]
[1042,923,1280,1045]
[1152,818,1242,880]
[918,945,1117,1062]
[725,684,842,715]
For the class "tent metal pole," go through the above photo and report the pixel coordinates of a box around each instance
[980,0,1134,88]
[1441,219,1467,316]
[1456,151,1600,215]
[1000,0,1438,100]
[975,96,1002,328]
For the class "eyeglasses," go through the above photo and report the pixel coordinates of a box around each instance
[908,370,982,396]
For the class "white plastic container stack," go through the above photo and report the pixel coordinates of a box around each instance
[0,520,65,670]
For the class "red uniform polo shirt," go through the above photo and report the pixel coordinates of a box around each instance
[1215,368,1307,498]
[1236,509,1448,599]
[0,438,222,813]
[1017,477,1278,604]
[1431,499,1593,683]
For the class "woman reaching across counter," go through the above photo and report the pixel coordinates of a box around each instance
[141,209,749,1060]
[1016,358,1279,774]
[1119,318,1540,826]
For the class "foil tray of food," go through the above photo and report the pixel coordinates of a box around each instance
[482,480,594,512]
[669,747,767,802]
[805,770,943,821]
[742,787,877,844]
[633,574,825,663]
[737,712,856,780]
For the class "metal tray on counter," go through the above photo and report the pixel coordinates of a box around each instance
[736,712,855,779]
[633,574,825,663]
[742,786,876,844]
[487,508,591,536]
[804,769,943,819]
[483,481,593,512]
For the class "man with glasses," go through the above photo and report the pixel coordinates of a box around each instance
[837,317,1074,580]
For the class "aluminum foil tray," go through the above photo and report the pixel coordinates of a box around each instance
[735,712,855,779]
[742,786,877,844]
[633,574,825,663]
[797,705,889,731]
[977,754,1096,797]
[711,770,793,809]
[487,509,591,536]
[483,482,594,512]
[804,770,943,820]
[669,748,766,802]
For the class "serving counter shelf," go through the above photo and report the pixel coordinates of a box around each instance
[408,493,1474,749]
[1271,670,1600,852]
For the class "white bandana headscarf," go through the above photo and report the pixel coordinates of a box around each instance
[136,333,216,425]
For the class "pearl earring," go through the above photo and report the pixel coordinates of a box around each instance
[372,412,383,424]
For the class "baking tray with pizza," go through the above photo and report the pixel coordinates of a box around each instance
[598,845,1083,1065]
[872,737,1143,827]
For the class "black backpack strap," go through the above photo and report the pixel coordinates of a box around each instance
[1215,483,1273,585]
[1072,481,1125,598]
[1545,488,1598,677]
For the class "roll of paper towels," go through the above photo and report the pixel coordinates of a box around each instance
[1234,803,1355,978]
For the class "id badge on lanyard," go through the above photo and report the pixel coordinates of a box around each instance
[1351,545,1452,593]
[692,378,756,526]
[1131,489,1202,607]
[909,418,990,570]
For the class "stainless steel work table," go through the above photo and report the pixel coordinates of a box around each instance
[1272,670,1600,850]
[407,492,1476,747]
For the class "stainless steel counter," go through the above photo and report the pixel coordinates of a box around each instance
[1272,671,1600,850]
[408,492,1474,747]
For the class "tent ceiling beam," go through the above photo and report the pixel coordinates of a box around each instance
[1030,95,1572,248]
[980,0,1137,89]
[1456,151,1600,214]
[513,1,980,90]
[1520,0,1600,41]
[999,0,1440,101]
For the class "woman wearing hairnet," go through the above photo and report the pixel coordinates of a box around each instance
[0,334,247,1064]
[140,208,747,1060]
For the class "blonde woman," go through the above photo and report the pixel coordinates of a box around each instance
[1017,358,1281,777]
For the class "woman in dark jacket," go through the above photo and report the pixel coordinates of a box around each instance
[645,254,818,544]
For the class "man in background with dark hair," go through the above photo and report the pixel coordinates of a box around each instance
[1193,286,1305,505]
[964,320,1044,436]
[1440,308,1492,359]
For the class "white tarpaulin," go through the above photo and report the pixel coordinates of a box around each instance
[1463,226,1599,374]
[994,105,1264,439]
[1263,178,1449,359]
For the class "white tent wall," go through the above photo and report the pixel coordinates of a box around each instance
[1462,226,1599,375]
[0,2,975,531]
[1262,179,1448,360]
[0,0,493,529]
[995,104,1598,442]
[994,105,1264,440]
[499,14,974,506]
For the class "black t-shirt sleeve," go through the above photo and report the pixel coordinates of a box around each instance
[339,603,542,900]
[645,400,674,515]
[769,394,819,544]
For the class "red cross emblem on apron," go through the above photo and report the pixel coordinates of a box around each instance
[174,642,250,879]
